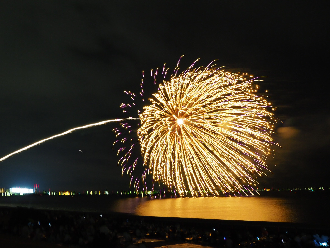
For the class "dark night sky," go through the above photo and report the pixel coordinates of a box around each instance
[0,1,329,192]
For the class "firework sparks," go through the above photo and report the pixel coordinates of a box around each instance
[119,58,276,196]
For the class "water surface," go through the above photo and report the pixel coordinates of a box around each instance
[1,193,329,227]
[133,197,297,222]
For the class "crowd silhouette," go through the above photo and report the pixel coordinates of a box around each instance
[0,207,328,247]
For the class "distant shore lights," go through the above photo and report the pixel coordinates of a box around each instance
[9,187,34,195]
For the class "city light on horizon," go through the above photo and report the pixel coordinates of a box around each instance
[9,187,34,195]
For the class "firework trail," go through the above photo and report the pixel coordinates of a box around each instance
[0,118,137,162]
[117,57,276,196]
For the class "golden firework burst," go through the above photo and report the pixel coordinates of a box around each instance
[136,59,275,196]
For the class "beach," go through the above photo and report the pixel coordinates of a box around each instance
[1,205,329,248]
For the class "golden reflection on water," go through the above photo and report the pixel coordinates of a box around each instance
[135,197,296,222]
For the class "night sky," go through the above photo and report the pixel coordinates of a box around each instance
[1,1,329,192]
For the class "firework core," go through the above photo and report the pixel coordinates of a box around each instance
[177,118,184,125]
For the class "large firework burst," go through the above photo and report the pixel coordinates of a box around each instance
[117,57,276,196]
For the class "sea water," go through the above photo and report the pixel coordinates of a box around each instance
[0,192,329,227]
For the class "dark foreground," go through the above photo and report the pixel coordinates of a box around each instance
[0,206,329,248]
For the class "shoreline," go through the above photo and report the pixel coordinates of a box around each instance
[1,200,330,232]
[2,193,330,230]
